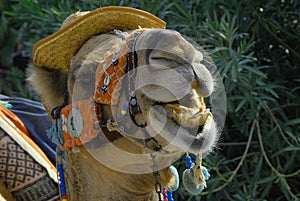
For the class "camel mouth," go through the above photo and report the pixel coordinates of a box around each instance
[160,103,211,135]
[143,88,217,154]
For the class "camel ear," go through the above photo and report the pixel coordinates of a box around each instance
[27,64,67,119]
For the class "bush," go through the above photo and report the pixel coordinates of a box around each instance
[2,0,299,200]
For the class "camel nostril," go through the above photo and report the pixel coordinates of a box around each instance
[198,81,214,98]
[192,63,214,97]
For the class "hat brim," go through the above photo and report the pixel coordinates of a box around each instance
[32,6,166,71]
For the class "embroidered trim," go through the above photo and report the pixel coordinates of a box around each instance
[94,30,144,105]
[60,98,101,150]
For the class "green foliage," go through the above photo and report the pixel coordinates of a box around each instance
[0,14,18,67]
[1,0,299,200]
[0,0,22,97]
[0,0,17,67]
[5,66,36,98]
[167,2,299,201]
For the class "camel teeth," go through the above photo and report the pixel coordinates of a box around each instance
[172,107,212,128]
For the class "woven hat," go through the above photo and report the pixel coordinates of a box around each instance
[32,6,166,71]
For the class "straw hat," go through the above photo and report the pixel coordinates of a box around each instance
[32,6,166,71]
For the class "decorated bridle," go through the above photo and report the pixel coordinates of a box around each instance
[47,29,210,201]
[48,29,146,151]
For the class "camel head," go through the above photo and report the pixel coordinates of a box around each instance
[29,6,223,201]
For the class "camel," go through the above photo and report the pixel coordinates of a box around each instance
[28,6,219,201]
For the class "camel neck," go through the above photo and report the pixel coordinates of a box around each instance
[63,146,162,201]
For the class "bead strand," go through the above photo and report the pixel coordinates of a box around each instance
[57,163,68,200]
[120,104,128,119]
[162,188,174,201]
[185,155,193,169]
[57,150,68,201]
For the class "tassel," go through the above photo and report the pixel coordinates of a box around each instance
[183,154,210,195]
[47,118,64,146]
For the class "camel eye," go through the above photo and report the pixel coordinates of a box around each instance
[82,77,91,85]
[76,65,97,86]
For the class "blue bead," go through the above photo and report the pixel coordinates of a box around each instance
[185,156,193,169]
[186,156,192,162]
[120,114,125,119]
[167,191,173,198]
[192,154,197,163]
[122,105,128,110]
[101,85,108,93]
[57,164,63,170]
[112,58,118,66]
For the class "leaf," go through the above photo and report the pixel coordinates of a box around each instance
[254,155,263,178]
[284,119,300,126]
[257,175,277,185]
[235,98,248,112]
[284,130,299,144]
[243,65,267,79]
[271,146,300,158]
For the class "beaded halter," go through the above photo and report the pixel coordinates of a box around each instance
[48,29,146,151]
